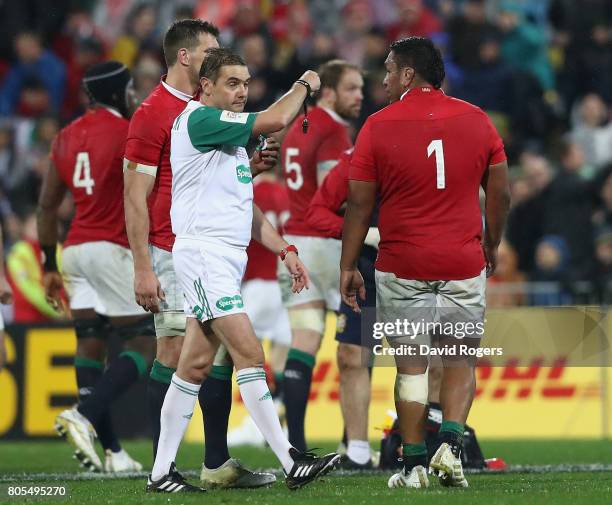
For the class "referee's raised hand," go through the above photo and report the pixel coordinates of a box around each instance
[298,70,321,95]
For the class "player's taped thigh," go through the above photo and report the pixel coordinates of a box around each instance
[73,316,111,340]
[154,311,186,338]
[114,315,156,340]
[288,308,325,334]
[394,369,429,405]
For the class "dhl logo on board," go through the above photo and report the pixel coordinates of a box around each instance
[474,358,601,400]
[230,356,600,407]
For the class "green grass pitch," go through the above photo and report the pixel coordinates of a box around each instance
[1,439,612,504]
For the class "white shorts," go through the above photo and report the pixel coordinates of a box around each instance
[173,238,247,322]
[242,279,291,346]
[278,235,341,311]
[375,269,486,345]
[150,245,186,337]
[62,241,144,317]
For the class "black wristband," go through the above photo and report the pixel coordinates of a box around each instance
[295,79,312,96]
[42,245,58,272]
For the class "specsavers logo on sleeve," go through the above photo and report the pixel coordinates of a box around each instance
[236,164,252,184]
[220,110,250,124]
[216,295,244,311]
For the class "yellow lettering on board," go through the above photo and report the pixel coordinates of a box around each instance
[24,328,76,435]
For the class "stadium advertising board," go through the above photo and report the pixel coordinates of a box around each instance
[1,309,611,440]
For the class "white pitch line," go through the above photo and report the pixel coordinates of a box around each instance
[2,464,612,483]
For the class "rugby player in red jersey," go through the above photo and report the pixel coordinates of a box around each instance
[39,62,151,473]
[280,60,363,451]
[306,150,380,469]
[229,172,291,446]
[340,37,510,489]
[243,172,291,396]
[123,19,276,488]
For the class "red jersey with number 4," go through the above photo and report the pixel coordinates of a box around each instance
[244,179,290,281]
[51,107,129,248]
[350,87,506,280]
[282,106,352,237]
[124,81,192,252]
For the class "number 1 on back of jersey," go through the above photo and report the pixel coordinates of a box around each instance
[427,139,445,190]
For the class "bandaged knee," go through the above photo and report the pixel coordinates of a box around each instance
[288,308,325,334]
[394,371,428,405]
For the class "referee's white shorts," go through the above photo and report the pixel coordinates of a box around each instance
[173,238,247,322]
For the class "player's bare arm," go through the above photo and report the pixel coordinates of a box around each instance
[251,203,310,293]
[250,137,280,177]
[481,160,511,276]
[123,169,165,312]
[252,70,321,135]
[340,179,376,312]
[37,160,67,308]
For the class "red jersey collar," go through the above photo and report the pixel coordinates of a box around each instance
[400,86,443,101]
[160,75,195,102]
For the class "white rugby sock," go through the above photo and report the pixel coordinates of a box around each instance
[151,373,200,481]
[237,367,294,473]
[347,440,371,465]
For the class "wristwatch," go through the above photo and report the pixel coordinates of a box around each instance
[279,245,298,261]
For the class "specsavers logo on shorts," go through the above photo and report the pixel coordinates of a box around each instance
[236,164,252,184]
[216,295,244,311]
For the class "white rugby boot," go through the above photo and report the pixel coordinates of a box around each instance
[54,407,102,472]
[387,465,430,489]
[104,448,143,473]
[429,442,469,488]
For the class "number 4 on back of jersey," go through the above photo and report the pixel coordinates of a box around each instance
[73,152,95,195]
[427,139,445,189]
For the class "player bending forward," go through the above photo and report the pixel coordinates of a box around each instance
[147,48,340,493]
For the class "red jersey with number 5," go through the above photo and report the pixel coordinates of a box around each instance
[51,107,129,248]
[282,106,352,237]
[244,178,290,281]
[350,87,506,280]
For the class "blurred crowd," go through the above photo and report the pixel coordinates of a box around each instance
[0,0,611,319]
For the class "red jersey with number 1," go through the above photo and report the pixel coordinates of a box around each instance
[244,179,290,281]
[282,106,352,237]
[350,87,506,280]
[124,80,192,252]
[51,107,129,248]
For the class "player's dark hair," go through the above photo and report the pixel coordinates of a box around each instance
[316,59,362,98]
[390,37,445,89]
[82,61,132,117]
[199,47,246,82]
[163,19,219,67]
